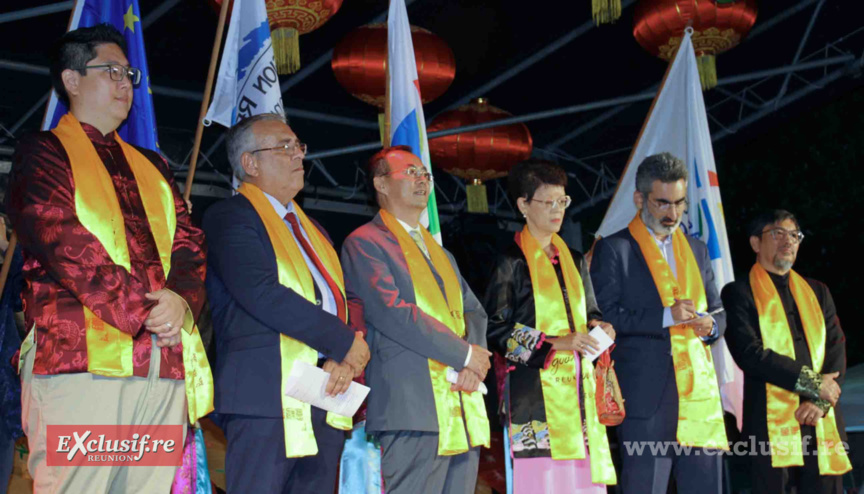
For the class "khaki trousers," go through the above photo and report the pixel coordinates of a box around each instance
[21,335,186,494]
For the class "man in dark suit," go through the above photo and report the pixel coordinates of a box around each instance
[722,210,850,493]
[203,113,370,493]
[591,152,727,494]
[341,146,492,494]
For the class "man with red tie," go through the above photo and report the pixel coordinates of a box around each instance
[203,113,370,493]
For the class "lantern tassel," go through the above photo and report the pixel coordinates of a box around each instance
[272,27,301,74]
[466,179,489,214]
[697,54,718,90]
[592,0,621,25]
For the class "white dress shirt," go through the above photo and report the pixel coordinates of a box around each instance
[264,192,336,358]
[644,222,717,339]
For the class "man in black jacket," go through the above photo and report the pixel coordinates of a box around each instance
[722,209,850,493]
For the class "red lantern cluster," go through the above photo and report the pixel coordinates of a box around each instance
[633,0,758,88]
[331,24,456,108]
[428,98,533,182]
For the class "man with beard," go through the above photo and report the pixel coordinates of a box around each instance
[721,210,850,493]
[340,146,491,494]
[591,152,727,493]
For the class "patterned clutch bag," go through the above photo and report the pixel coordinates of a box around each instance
[594,346,626,426]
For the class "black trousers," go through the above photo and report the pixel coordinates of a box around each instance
[750,426,844,494]
[223,408,346,494]
[617,370,723,494]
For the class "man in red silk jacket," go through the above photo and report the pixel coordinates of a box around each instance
[7,25,206,493]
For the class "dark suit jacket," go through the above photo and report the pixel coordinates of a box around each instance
[341,213,488,433]
[590,226,726,419]
[721,274,847,443]
[203,194,355,418]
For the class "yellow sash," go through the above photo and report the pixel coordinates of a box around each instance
[51,113,212,424]
[379,209,490,455]
[749,263,851,474]
[628,214,727,449]
[518,228,616,484]
[237,183,352,458]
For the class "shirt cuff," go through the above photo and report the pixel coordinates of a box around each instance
[698,317,718,342]
[464,345,472,367]
[662,307,675,328]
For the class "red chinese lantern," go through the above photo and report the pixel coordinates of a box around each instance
[633,0,758,89]
[331,24,456,108]
[428,98,533,213]
[267,0,343,74]
[210,0,343,75]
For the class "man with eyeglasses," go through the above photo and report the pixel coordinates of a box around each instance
[8,24,208,492]
[340,146,491,494]
[203,113,369,492]
[721,210,850,493]
[591,152,727,493]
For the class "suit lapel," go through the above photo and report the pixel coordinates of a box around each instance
[372,212,449,303]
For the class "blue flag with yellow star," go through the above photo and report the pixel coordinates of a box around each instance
[41,0,159,152]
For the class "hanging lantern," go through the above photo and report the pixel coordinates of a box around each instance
[208,0,343,74]
[593,0,622,25]
[633,0,757,90]
[331,24,456,108]
[266,0,343,74]
[428,98,533,214]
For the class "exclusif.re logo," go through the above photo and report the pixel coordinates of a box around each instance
[47,425,184,467]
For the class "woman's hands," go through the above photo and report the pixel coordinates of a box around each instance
[550,321,615,356]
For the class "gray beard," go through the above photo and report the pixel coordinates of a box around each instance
[641,208,680,236]
[773,256,795,272]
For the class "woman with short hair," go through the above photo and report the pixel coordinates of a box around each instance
[483,159,618,493]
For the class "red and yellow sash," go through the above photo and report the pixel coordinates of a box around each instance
[52,113,212,424]
[379,209,490,455]
[519,228,616,484]
[628,214,727,449]
[238,182,352,458]
[749,263,851,474]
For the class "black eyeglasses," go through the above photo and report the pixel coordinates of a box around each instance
[250,142,308,156]
[762,228,805,244]
[81,63,142,85]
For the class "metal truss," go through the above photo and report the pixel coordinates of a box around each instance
[1,0,860,226]
[568,26,864,215]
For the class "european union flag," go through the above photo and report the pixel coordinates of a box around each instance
[42,0,159,152]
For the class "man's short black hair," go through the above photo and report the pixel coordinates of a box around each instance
[365,145,414,206]
[507,159,567,204]
[50,24,128,105]
[748,209,801,238]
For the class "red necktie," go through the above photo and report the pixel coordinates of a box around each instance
[284,212,347,323]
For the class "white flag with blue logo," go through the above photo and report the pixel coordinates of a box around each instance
[596,30,743,429]
[204,0,284,128]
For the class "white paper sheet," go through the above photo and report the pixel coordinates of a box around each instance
[284,361,370,417]
[586,326,614,362]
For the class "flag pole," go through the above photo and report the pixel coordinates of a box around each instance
[0,232,18,301]
[184,0,232,202]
